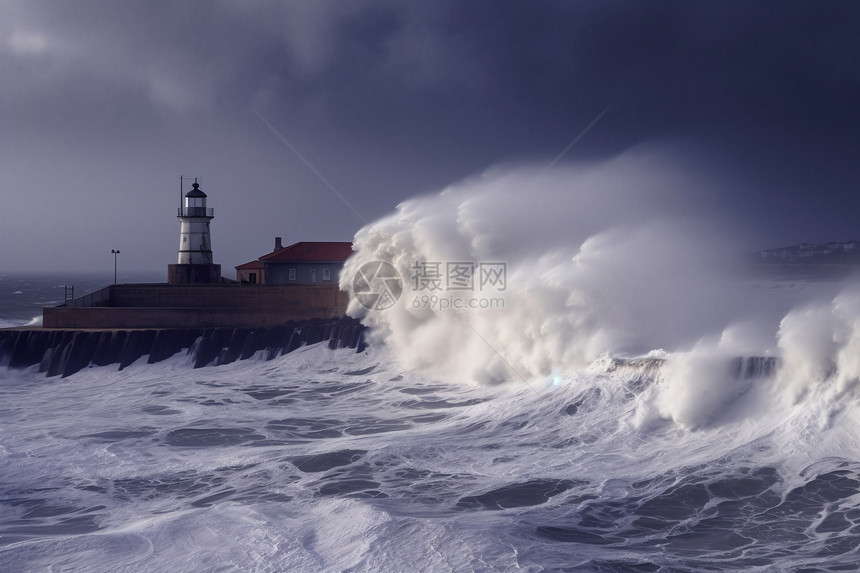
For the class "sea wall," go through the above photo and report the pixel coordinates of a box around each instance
[0,316,366,379]
[44,284,349,329]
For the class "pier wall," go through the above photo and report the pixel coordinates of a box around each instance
[43,284,349,329]
[0,317,366,379]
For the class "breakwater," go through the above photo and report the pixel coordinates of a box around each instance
[0,317,366,378]
[43,283,349,329]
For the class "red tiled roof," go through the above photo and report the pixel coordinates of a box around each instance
[259,241,353,263]
[235,260,263,270]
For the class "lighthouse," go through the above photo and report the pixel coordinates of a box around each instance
[167,179,222,284]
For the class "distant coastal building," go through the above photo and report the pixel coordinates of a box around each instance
[236,239,352,285]
[167,180,222,284]
[758,241,860,263]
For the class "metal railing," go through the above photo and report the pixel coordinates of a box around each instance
[177,207,214,217]
[62,285,113,308]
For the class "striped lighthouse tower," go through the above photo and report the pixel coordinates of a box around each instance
[167,178,222,284]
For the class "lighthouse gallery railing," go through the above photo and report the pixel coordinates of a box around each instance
[177,207,214,217]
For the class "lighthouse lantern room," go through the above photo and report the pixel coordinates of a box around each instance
[167,178,222,284]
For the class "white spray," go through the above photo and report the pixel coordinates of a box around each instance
[341,147,860,435]
[342,148,768,383]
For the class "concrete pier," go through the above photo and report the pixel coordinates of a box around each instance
[43,283,349,329]
[0,316,366,378]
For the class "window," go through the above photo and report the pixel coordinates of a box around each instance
[323,268,331,281]
[311,269,316,283]
[288,268,296,281]
[249,273,257,284]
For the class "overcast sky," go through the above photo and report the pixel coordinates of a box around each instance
[0,1,858,274]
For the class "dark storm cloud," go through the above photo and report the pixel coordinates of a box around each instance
[245,2,859,143]
[0,1,858,272]
[5,1,857,138]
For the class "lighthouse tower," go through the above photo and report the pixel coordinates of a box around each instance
[167,179,222,284]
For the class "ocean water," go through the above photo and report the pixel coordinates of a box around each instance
[2,269,860,571]
[5,159,860,571]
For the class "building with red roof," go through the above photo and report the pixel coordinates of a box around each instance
[236,237,353,285]
[235,260,265,284]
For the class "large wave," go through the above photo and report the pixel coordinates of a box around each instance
[341,148,860,430]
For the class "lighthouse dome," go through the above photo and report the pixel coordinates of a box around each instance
[185,182,207,198]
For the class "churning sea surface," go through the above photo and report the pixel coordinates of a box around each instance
[3,271,860,572]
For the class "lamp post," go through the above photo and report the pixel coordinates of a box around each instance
[111,249,120,285]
